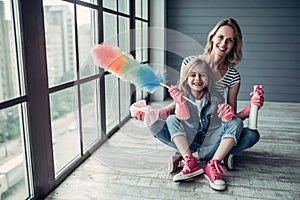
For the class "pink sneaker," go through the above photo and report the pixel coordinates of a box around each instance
[204,160,227,190]
[173,156,204,182]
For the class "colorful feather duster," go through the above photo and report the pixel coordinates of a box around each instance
[91,44,197,106]
[91,44,163,94]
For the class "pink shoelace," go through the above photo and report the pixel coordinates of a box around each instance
[181,158,193,173]
[209,160,226,180]
[181,156,199,174]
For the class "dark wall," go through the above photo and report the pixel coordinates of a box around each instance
[166,0,300,102]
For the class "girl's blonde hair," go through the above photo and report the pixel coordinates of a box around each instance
[178,57,213,97]
[204,18,243,67]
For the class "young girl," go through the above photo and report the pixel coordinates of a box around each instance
[131,57,243,190]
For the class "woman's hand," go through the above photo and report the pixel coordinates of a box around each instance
[134,111,145,121]
[158,108,170,120]
[238,91,264,120]
[250,91,264,109]
[133,108,170,121]
[218,104,236,123]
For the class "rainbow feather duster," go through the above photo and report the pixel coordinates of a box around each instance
[91,44,164,93]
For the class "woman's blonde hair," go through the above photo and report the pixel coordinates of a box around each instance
[178,57,213,97]
[204,18,243,67]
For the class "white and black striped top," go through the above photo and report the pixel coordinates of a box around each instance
[181,56,241,97]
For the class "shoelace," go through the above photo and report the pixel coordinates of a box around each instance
[209,161,226,180]
[213,160,226,176]
[181,158,194,173]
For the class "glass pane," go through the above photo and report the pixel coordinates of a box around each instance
[103,0,117,11]
[135,20,143,101]
[142,0,148,20]
[118,0,129,14]
[135,86,143,101]
[135,0,142,18]
[105,74,119,131]
[0,105,30,199]
[135,20,142,61]
[103,12,117,45]
[77,5,98,78]
[118,16,130,52]
[50,87,81,174]
[120,80,130,120]
[43,0,76,87]
[80,80,100,150]
[142,22,148,62]
[0,0,22,102]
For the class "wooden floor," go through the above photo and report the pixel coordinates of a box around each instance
[46,101,300,200]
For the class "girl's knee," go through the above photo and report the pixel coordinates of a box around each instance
[166,115,178,124]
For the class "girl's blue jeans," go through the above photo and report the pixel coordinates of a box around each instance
[150,116,259,161]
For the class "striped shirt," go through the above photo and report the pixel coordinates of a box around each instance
[181,56,241,98]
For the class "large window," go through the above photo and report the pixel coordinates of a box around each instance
[43,0,101,176]
[0,0,149,199]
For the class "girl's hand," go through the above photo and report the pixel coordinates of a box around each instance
[168,85,190,120]
[168,85,185,104]
[218,104,235,123]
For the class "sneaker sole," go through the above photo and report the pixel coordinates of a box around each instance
[173,168,204,182]
[224,154,234,170]
[204,174,226,191]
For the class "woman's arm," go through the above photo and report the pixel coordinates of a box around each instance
[228,83,250,121]
[227,83,240,114]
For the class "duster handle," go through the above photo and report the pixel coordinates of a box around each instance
[160,83,198,106]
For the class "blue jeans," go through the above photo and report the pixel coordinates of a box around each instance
[150,116,259,160]
[202,127,260,161]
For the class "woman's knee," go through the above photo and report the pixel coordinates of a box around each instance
[243,128,260,146]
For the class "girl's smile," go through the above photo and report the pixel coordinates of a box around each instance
[187,64,209,99]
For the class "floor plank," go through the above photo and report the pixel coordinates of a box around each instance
[46,101,300,200]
